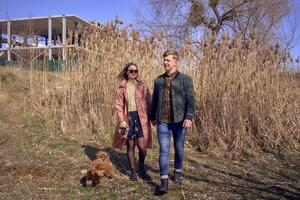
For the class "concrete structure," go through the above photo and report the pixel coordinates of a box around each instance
[0,15,93,63]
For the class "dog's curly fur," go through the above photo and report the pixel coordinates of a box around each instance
[85,151,116,187]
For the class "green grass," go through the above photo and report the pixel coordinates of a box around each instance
[0,71,16,82]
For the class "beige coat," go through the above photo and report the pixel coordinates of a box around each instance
[112,79,152,149]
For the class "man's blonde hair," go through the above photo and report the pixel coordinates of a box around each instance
[163,50,179,61]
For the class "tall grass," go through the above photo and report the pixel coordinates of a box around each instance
[23,24,299,155]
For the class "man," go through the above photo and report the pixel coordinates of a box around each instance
[150,50,195,195]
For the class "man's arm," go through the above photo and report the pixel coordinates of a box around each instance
[184,76,195,128]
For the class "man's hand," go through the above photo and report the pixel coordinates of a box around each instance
[119,121,129,128]
[151,120,157,126]
[183,119,192,129]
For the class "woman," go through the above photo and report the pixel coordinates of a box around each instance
[112,62,152,181]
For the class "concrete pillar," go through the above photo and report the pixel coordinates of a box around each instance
[48,17,52,60]
[12,36,16,47]
[23,36,27,46]
[7,21,11,61]
[0,33,2,48]
[53,33,56,45]
[62,16,66,60]
[35,36,39,46]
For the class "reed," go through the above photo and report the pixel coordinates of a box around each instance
[20,23,299,155]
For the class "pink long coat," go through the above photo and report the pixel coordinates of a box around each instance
[112,79,152,149]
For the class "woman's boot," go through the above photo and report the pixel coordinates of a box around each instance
[139,161,146,177]
[130,169,138,181]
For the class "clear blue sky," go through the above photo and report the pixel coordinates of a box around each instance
[0,0,138,25]
[0,0,299,58]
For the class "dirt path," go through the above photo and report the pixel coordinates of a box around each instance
[0,68,299,200]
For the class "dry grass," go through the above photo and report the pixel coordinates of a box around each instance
[0,68,299,199]
[12,23,300,156]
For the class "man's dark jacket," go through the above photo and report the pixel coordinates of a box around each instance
[149,71,195,123]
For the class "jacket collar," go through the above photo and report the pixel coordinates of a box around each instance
[119,79,142,88]
[163,70,180,79]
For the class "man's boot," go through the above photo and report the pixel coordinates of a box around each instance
[157,178,168,195]
[174,171,182,184]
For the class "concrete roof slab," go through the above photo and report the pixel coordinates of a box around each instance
[0,15,91,36]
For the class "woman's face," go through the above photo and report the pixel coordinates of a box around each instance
[126,65,138,80]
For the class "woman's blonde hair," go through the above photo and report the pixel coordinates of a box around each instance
[117,62,141,81]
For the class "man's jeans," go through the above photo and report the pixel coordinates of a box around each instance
[157,121,186,179]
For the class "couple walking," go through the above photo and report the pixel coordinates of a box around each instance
[112,50,195,195]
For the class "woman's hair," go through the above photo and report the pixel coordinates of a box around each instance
[117,62,141,81]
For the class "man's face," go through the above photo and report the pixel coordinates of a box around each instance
[163,55,177,72]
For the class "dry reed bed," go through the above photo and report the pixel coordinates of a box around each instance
[21,24,299,155]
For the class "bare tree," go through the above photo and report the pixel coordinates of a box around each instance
[137,0,293,43]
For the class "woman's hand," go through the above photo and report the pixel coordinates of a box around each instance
[119,121,129,128]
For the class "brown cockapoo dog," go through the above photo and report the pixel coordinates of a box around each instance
[85,151,116,186]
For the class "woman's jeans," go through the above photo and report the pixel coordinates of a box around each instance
[157,121,186,179]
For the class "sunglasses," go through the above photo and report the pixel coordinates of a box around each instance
[128,70,138,73]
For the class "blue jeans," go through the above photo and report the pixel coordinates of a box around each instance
[157,121,186,179]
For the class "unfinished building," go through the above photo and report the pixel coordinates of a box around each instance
[0,14,95,69]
